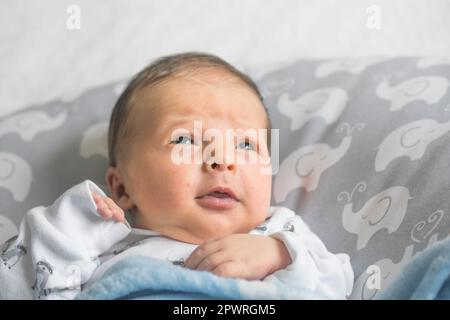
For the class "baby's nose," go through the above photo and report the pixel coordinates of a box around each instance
[203,145,237,173]
[205,161,236,173]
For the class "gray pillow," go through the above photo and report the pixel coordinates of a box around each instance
[259,57,450,299]
[1,57,450,299]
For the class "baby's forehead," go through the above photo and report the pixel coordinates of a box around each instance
[131,74,266,127]
[142,67,254,94]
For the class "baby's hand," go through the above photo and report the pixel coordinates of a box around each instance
[92,192,125,223]
[184,234,292,280]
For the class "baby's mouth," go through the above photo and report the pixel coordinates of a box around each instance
[203,191,233,199]
[195,187,239,210]
[195,186,238,201]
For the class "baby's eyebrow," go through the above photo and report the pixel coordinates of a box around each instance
[157,118,194,136]
[156,116,265,138]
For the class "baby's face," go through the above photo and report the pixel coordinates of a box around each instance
[112,73,272,244]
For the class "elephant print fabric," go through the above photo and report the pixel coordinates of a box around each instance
[259,57,450,299]
[31,260,54,299]
[1,235,26,269]
[0,57,450,300]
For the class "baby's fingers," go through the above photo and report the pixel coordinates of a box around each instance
[94,196,113,219]
[92,192,108,213]
[185,239,224,269]
[92,192,124,222]
[195,251,231,272]
[91,191,102,204]
[211,261,239,278]
[103,197,125,222]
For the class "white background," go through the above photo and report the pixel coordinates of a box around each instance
[1,0,449,118]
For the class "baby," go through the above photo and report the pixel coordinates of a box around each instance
[0,52,353,299]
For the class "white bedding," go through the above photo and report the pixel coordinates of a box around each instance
[1,0,449,118]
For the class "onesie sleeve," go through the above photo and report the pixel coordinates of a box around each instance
[262,207,354,299]
[0,180,131,300]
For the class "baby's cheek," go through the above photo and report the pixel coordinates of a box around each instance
[256,174,272,208]
[165,167,197,200]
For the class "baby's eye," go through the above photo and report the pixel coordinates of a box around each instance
[170,136,194,145]
[236,140,256,151]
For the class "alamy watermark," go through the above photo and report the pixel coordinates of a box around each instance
[66,5,81,30]
[366,5,381,30]
[366,264,381,290]
[170,121,279,176]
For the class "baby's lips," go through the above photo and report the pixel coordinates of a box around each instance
[196,186,239,201]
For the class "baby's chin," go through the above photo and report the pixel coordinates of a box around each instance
[163,230,231,245]
[161,225,254,245]
[133,207,267,244]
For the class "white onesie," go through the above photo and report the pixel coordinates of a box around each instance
[0,180,353,300]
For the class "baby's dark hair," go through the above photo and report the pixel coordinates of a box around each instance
[108,52,271,167]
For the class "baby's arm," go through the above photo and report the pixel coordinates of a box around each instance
[0,180,130,300]
[264,207,354,299]
[184,233,291,281]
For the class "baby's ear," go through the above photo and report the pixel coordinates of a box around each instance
[105,166,134,211]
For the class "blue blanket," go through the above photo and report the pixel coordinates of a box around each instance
[76,256,322,300]
[378,236,450,300]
